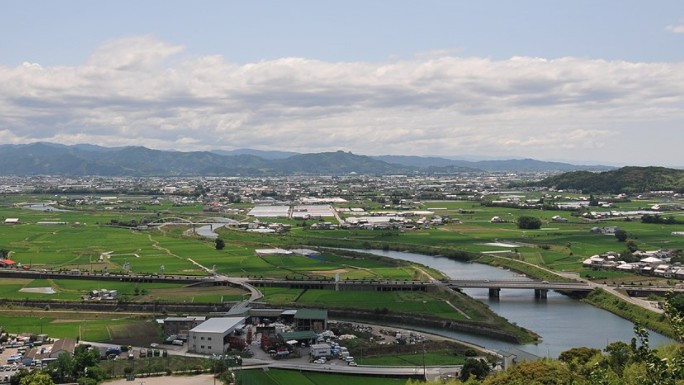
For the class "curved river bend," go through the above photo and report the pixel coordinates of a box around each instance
[366,249,673,358]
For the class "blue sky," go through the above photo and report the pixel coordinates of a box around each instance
[1,1,683,165]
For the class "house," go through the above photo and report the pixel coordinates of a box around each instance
[653,264,674,278]
[49,338,77,358]
[616,263,637,272]
[490,216,504,223]
[674,269,684,280]
[590,226,619,235]
[639,256,664,266]
[4,218,19,225]
[583,255,604,267]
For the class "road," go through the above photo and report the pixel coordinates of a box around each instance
[186,258,263,302]
[557,272,664,314]
[331,206,344,225]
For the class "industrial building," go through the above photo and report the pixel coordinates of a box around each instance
[188,317,246,355]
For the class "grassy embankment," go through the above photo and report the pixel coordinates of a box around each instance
[583,288,673,337]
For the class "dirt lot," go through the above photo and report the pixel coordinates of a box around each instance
[103,374,215,385]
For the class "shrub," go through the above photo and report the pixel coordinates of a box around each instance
[517,216,542,230]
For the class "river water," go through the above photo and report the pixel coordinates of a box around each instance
[365,249,673,358]
[194,217,239,239]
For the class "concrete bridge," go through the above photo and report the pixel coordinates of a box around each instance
[247,278,431,292]
[445,279,594,299]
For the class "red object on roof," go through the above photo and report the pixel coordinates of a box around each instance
[1,259,16,265]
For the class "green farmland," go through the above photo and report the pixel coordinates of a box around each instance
[0,310,156,343]
[2,193,684,342]
[0,277,247,302]
[237,368,409,385]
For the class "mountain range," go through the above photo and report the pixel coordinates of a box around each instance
[0,142,613,177]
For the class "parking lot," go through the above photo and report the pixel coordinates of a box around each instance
[0,346,25,382]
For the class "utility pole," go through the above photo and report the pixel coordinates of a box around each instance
[422,342,427,381]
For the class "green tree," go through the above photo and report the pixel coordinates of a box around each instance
[460,358,490,381]
[20,372,55,385]
[47,353,75,383]
[516,216,542,230]
[215,238,225,250]
[626,240,638,253]
[603,341,634,375]
[73,345,99,375]
[484,360,574,385]
[615,229,628,242]
[558,347,602,366]
[589,194,600,207]
[591,292,684,385]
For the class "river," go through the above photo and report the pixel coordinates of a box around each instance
[193,217,239,239]
[365,249,673,358]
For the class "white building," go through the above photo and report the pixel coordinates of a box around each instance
[188,317,246,355]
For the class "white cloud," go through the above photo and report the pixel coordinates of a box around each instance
[666,24,684,34]
[0,36,683,165]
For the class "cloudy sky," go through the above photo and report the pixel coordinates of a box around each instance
[1,1,683,166]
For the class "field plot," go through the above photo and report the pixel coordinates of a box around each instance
[357,351,466,366]
[107,321,161,346]
[238,369,407,385]
[296,289,468,319]
[259,287,304,303]
[0,224,207,274]
[0,311,150,342]
[0,278,245,302]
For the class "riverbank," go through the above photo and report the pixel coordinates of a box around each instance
[472,253,676,339]
[583,288,673,338]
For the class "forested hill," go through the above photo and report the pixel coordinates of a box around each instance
[536,166,684,193]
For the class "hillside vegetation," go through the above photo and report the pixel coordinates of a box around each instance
[537,166,684,193]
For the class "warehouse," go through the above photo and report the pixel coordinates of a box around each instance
[188,317,246,355]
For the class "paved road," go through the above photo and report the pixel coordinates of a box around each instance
[331,207,344,225]
[557,272,664,314]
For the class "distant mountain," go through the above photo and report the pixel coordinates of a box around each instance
[0,144,407,176]
[0,143,616,177]
[374,155,464,168]
[277,151,413,175]
[0,143,273,176]
[212,148,299,160]
[374,155,612,172]
[536,166,684,193]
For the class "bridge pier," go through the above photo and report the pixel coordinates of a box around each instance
[534,289,548,299]
[488,288,500,298]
